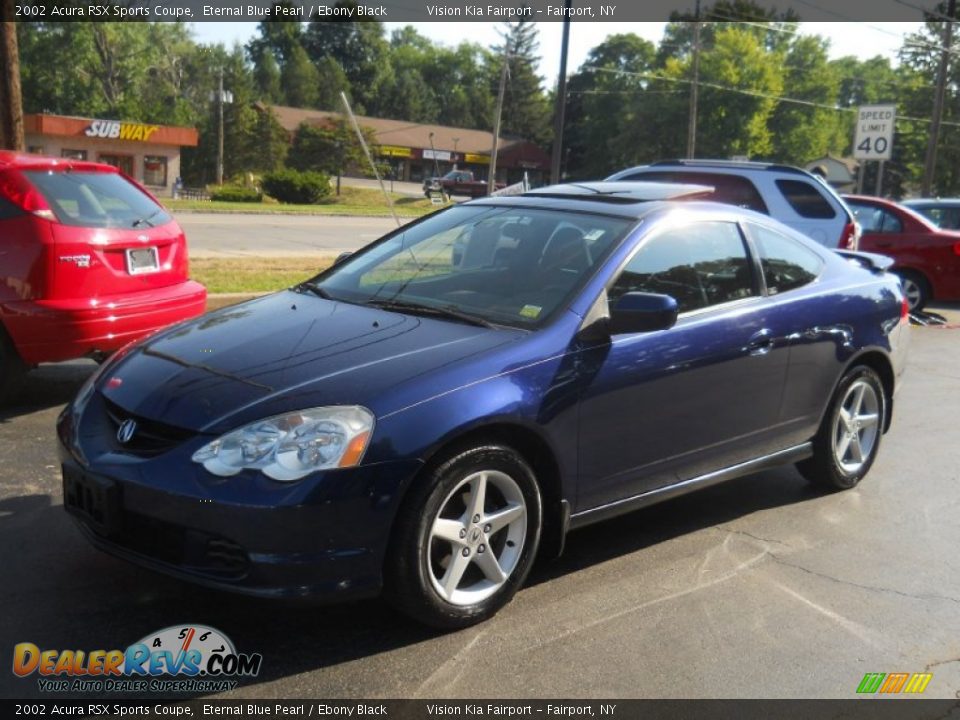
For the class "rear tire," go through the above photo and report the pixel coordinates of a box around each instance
[797,365,886,491]
[0,327,26,406]
[384,444,542,629]
[896,270,930,312]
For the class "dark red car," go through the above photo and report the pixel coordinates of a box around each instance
[0,152,206,403]
[843,194,960,311]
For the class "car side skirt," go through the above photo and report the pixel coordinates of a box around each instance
[568,442,813,530]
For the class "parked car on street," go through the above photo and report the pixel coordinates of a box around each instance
[0,151,207,403]
[59,182,908,628]
[423,169,505,198]
[606,159,860,250]
[843,194,960,311]
[901,198,960,231]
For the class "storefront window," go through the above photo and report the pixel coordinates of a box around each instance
[143,155,168,186]
[28,146,44,155]
[98,154,134,176]
[61,149,87,160]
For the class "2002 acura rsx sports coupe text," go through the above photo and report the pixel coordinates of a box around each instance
[58,182,909,628]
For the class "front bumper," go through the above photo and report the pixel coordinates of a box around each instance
[57,398,423,600]
[4,280,207,365]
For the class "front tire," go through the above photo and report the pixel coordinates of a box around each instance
[797,365,886,491]
[385,444,542,629]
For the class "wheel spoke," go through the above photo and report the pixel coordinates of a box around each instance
[838,407,853,432]
[484,503,524,535]
[441,549,471,597]
[857,412,880,428]
[848,433,864,464]
[432,518,465,546]
[836,432,853,461]
[850,384,866,416]
[466,472,487,520]
[474,547,506,584]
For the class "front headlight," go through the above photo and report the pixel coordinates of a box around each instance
[191,406,375,482]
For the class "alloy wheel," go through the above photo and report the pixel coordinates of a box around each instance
[832,379,881,474]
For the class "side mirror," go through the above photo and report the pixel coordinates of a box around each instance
[609,292,678,334]
[333,251,352,266]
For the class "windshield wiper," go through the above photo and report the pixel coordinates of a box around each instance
[366,299,495,328]
[132,209,162,228]
[296,282,335,300]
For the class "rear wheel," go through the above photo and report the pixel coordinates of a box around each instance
[896,270,930,312]
[797,365,886,491]
[385,444,542,629]
[0,327,26,406]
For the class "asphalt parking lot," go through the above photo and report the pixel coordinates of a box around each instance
[2,308,959,700]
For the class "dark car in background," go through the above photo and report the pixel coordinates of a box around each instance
[606,159,860,250]
[844,194,960,311]
[58,182,908,628]
[0,152,207,404]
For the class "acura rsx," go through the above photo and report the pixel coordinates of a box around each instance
[58,182,909,628]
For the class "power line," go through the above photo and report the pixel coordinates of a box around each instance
[592,65,960,129]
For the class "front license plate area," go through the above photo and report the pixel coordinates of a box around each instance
[62,465,122,537]
[126,246,159,275]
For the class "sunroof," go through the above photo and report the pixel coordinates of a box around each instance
[524,181,714,202]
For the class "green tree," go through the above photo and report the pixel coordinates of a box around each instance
[281,44,321,108]
[565,34,658,178]
[253,50,282,103]
[492,20,551,146]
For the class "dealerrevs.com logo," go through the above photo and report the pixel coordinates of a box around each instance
[12,624,263,693]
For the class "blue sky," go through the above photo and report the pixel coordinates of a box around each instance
[190,21,922,89]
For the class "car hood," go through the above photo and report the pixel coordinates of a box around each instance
[100,291,521,433]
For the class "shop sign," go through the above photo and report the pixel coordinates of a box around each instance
[84,120,160,142]
[379,145,413,158]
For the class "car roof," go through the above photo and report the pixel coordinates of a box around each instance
[468,182,716,219]
[902,198,960,206]
[606,159,815,180]
[0,150,119,174]
[842,194,899,207]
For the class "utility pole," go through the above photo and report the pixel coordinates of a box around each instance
[489,52,509,195]
[550,3,572,185]
[217,68,225,185]
[686,0,701,159]
[922,0,956,196]
[0,0,24,151]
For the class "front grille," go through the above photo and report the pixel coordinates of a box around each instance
[118,511,250,579]
[103,396,195,457]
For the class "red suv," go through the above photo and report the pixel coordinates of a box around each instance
[0,152,206,402]
[844,194,960,311]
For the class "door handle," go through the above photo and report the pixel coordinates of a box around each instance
[745,329,774,356]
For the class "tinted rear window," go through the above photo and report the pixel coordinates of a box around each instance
[23,170,170,229]
[620,170,769,214]
[775,179,836,219]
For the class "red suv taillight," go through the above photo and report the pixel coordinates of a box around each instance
[839,221,860,250]
[954,242,960,256]
[0,171,56,220]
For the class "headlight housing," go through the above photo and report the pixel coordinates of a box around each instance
[191,406,375,482]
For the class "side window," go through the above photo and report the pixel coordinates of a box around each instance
[622,171,769,214]
[848,203,883,232]
[750,224,823,295]
[0,195,23,220]
[610,222,756,314]
[775,179,837,219]
[880,210,902,233]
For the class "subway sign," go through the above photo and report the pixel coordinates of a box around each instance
[84,120,160,142]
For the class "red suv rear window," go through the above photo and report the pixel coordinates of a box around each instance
[22,170,171,229]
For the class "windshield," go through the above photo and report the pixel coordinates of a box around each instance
[23,170,171,229]
[314,205,632,328]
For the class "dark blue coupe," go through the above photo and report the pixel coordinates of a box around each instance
[58,183,910,628]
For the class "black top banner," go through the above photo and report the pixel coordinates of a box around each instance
[8,0,952,22]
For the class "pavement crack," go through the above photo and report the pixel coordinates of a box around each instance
[715,527,796,550]
[769,555,960,606]
[925,656,960,673]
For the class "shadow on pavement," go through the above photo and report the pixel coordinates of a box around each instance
[1,457,820,699]
[0,361,95,423]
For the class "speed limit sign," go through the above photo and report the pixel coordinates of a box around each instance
[854,105,896,160]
